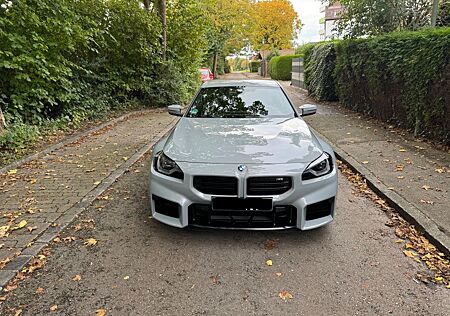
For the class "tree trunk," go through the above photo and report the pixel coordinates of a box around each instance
[212,52,218,78]
[143,0,150,10]
[0,107,6,134]
[431,0,439,27]
[156,0,167,61]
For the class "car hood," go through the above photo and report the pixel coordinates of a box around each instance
[163,117,323,164]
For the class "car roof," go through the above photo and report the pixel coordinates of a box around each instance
[202,80,280,88]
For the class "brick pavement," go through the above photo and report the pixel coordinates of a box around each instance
[0,109,176,271]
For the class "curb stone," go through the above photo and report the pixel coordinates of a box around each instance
[0,117,177,291]
[311,127,450,258]
[0,110,150,175]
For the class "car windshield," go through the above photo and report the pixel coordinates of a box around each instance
[187,86,295,118]
[199,69,209,76]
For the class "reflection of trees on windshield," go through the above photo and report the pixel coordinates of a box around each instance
[189,87,268,118]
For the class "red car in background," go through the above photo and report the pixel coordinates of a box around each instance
[199,68,214,82]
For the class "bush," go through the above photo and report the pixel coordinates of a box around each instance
[334,28,450,142]
[249,61,261,72]
[269,55,301,80]
[304,43,338,101]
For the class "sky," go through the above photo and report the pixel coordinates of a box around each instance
[290,0,322,44]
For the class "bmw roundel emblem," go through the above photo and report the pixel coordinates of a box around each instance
[237,165,247,172]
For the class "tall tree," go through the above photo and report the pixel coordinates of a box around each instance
[333,0,449,38]
[250,0,301,51]
[155,0,167,61]
[200,0,254,76]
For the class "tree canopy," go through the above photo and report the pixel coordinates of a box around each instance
[333,0,450,38]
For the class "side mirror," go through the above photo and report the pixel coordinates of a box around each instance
[300,104,317,116]
[167,104,183,117]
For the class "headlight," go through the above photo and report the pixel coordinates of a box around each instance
[302,152,333,180]
[154,151,184,180]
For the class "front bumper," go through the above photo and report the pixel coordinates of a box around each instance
[149,159,338,230]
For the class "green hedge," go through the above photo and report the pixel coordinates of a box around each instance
[249,60,261,73]
[304,43,338,101]
[335,28,450,142]
[269,55,301,80]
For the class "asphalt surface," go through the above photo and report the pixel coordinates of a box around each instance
[1,156,449,315]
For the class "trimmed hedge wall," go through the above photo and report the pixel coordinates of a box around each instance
[335,28,450,142]
[304,43,338,101]
[303,28,450,143]
[269,55,301,80]
[249,60,261,73]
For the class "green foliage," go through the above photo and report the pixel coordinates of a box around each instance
[334,28,450,142]
[295,43,319,57]
[249,61,261,72]
[0,123,40,152]
[0,0,206,153]
[269,55,301,80]
[335,0,449,38]
[304,43,338,101]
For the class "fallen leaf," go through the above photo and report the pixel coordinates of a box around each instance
[435,276,444,282]
[15,220,27,229]
[435,168,445,174]
[96,309,107,316]
[123,276,129,280]
[265,259,273,266]
[72,275,81,281]
[399,148,407,152]
[419,199,434,205]
[395,164,405,172]
[63,236,76,242]
[403,250,416,258]
[53,237,61,243]
[0,225,10,238]
[14,309,22,316]
[265,239,276,250]
[27,226,37,233]
[36,287,45,294]
[362,161,369,164]
[94,181,101,186]
[50,304,58,312]
[210,275,220,284]
[422,185,431,191]
[7,169,17,175]
[84,238,97,246]
[275,272,283,277]
[278,290,293,301]
[397,176,404,179]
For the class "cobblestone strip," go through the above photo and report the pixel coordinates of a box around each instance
[0,109,177,289]
[0,111,142,176]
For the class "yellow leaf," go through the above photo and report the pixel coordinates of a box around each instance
[435,168,445,174]
[446,284,450,289]
[421,185,431,191]
[14,309,22,316]
[94,181,101,186]
[362,161,369,164]
[72,275,81,281]
[265,259,273,266]
[403,250,416,258]
[84,238,97,246]
[275,272,283,277]
[96,309,107,316]
[399,149,407,152]
[7,169,17,175]
[435,276,444,282]
[123,276,130,280]
[0,225,10,238]
[50,304,58,312]
[16,220,27,229]
[278,290,293,301]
